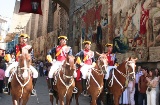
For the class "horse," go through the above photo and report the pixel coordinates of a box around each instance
[10,48,33,105]
[49,55,76,105]
[101,57,137,105]
[75,53,107,105]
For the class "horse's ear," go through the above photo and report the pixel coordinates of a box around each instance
[128,57,131,61]
[126,57,131,61]
[96,51,101,56]
[134,58,138,61]
[62,60,66,67]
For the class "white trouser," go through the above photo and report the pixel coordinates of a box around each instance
[5,62,38,78]
[80,64,94,79]
[128,87,135,105]
[146,87,156,105]
[48,60,77,78]
[48,61,63,78]
[104,66,117,79]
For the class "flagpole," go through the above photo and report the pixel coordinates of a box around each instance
[81,33,82,50]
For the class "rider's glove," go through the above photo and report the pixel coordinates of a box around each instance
[46,55,52,63]
[80,63,84,66]
[92,62,96,67]
[114,63,119,67]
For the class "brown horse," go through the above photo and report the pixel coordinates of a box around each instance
[75,53,107,105]
[10,50,33,105]
[49,55,76,105]
[104,57,137,105]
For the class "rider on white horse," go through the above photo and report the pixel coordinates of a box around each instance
[3,34,38,96]
[75,41,96,96]
[46,35,77,95]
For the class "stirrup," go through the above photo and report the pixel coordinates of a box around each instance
[82,90,89,96]
[49,89,53,95]
[104,88,109,94]
[31,89,37,96]
[73,87,78,93]
[3,87,9,94]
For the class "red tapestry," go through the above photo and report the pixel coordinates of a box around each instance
[140,5,149,35]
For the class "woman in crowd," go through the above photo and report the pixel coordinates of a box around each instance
[146,70,159,105]
[128,75,135,105]
[0,63,5,98]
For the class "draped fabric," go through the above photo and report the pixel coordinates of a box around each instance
[19,0,42,15]
[140,5,149,35]
[132,2,141,31]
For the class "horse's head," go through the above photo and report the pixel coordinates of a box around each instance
[124,57,137,79]
[62,55,76,85]
[96,52,108,74]
[18,47,32,80]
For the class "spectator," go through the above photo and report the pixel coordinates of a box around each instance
[138,67,148,105]
[39,61,44,77]
[155,68,160,105]
[135,65,143,104]
[128,75,135,105]
[155,68,159,77]
[0,63,5,98]
[146,70,159,105]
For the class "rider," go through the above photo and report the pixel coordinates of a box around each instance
[3,33,38,96]
[103,43,118,93]
[75,41,96,96]
[46,35,77,95]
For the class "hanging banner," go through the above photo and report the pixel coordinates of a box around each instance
[19,0,42,15]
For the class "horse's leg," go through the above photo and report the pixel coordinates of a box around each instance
[75,81,82,105]
[22,95,30,105]
[56,97,58,105]
[90,95,97,105]
[50,95,54,105]
[66,93,72,105]
[58,94,64,105]
[113,93,121,105]
[75,91,81,105]
[12,98,18,105]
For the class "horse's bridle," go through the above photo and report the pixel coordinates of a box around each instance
[97,56,108,74]
[62,62,74,79]
[108,60,136,89]
[58,62,75,97]
[125,60,136,79]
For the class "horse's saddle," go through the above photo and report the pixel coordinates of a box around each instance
[9,67,32,83]
[53,67,62,85]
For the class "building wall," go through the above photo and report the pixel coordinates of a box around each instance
[70,0,160,68]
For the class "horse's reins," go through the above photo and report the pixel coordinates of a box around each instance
[108,61,136,89]
[15,66,31,98]
[89,69,103,97]
[58,64,74,97]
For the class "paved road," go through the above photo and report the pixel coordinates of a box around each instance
[0,77,91,105]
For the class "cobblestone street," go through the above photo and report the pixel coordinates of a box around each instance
[0,77,90,105]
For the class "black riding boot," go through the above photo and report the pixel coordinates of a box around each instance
[49,78,54,95]
[31,78,37,96]
[82,79,88,96]
[73,78,78,93]
[103,79,108,94]
[3,77,9,94]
